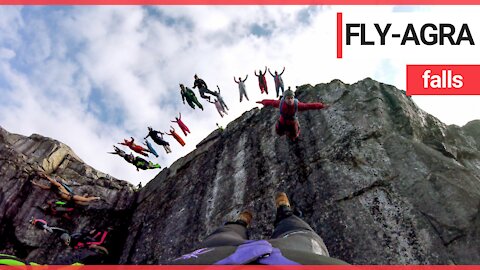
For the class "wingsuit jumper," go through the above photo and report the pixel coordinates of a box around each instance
[119,137,151,157]
[180,83,204,110]
[254,67,268,95]
[234,75,249,102]
[60,228,110,255]
[0,251,100,265]
[145,127,172,154]
[109,145,135,163]
[171,113,191,137]
[38,199,75,220]
[166,126,186,146]
[268,67,285,98]
[133,156,161,171]
[208,98,228,118]
[143,139,159,158]
[171,192,348,265]
[256,89,328,141]
[0,254,41,266]
[31,172,101,205]
[29,217,68,234]
[193,74,218,101]
[109,146,160,171]
[214,85,229,112]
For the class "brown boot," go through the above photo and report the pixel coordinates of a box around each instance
[275,192,291,208]
[237,210,253,227]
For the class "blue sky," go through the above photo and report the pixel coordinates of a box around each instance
[1,6,479,186]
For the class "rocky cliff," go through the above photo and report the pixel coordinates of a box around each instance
[0,128,136,264]
[1,78,480,265]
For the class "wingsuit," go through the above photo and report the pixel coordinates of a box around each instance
[0,254,40,266]
[119,137,150,157]
[31,173,101,205]
[193,74,218,101]
[214,85,229,112]
[109,146,160,171]
[254,67,268,95]
[268,67,285,98]
[38,200,75,220]
[180,84,204,110]
[234,75,249,102]
[30,217,68,234]
[256,89,328,141]
[145,127,172,154]
[171,113,191,136]
[209,98,228,118]
[133,156,160,171]
[171,192,348,265]
[61,228,109,255]
[166,126,186,146]
[109,145,134,163]
[144,139,159,158]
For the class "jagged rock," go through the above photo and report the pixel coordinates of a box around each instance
[1,78,480,265]
[121,78,480,264]
[0,127,136,264]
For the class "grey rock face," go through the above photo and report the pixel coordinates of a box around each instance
[2,78,479,265]
[121,78,480,264]
[0,127,136,264]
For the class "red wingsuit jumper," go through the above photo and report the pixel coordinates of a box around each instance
[119,138,150,156]
[254,67,268,95]
[171,113,191,136]
[75,230,109,249]
[257,99,326,140]
[167,127,186,146]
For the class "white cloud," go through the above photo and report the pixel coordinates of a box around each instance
[0,48,15,60]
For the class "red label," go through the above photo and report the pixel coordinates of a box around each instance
[407,65,480,96]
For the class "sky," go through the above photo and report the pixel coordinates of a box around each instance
[0,6,479,186]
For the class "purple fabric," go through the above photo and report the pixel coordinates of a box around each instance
[258,247,300,265]
[214,240,272,265]
[214,240,300,265]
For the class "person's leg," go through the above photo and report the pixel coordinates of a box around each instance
[285,121,300,141]
[182,123,191,133]
[186,98,196,109]
[276,85,280,98]
[199,90,208,100]
[200,88,212,101]
[280,84,285,94]
[87,231,108,246]
[215,105,223,117]
[275,121,286,136]
[293,121,300,139]
[192,96,203,110]
[205,89,218,97]
[221,100,229,111]
[273,212,315,238]
[201,211,252,248]
[73,195,100,203]
[270,193,330,256]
